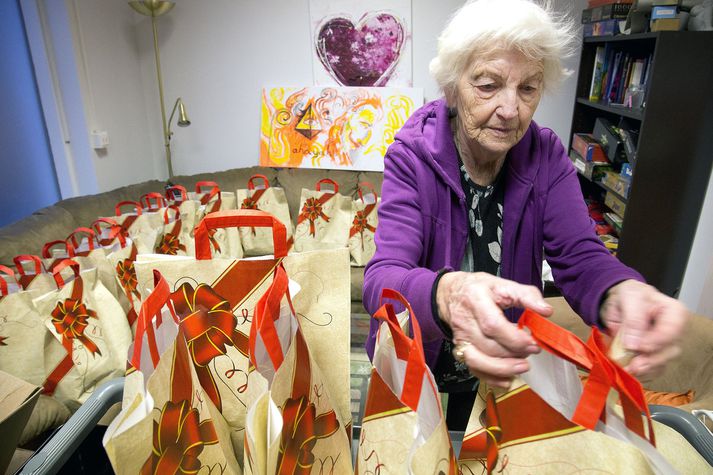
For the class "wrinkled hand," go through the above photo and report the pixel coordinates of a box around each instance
[600,279,688,380]
[436,272,553,388]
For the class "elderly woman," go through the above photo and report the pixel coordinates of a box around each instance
[362,0,688,430]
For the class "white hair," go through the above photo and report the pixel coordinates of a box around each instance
[430,0,578,99]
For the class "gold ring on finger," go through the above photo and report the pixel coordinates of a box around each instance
[453,340,472,363]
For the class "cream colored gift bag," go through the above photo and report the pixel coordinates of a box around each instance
[243,264,352,474]
[292,178,352,252]
[165,184,199,240]
[154,205,194,257]
[134,210,352,467]
[237,174,293,256]
[12,255,55,295]
[348,182,379,266]
[355,289,458,475]
[106,201,162,255]
[103,272,240,475]
[458,310,708,474]
[0,266,62,387]
[33,260,132,409]
[188,182,243,258]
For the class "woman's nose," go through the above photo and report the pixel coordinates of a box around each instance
[496,89,519,120]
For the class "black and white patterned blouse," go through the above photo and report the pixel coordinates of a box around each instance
[433,160,505,393]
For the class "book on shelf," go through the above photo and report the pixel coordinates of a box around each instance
[588,45,651,106]
[588,46,607,101]
[583,18,624,37]
[581,3,632,23]
[587,0,633,7]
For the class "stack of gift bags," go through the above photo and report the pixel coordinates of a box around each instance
[0,175,379,408]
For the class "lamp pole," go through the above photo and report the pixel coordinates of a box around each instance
[128,1,181,178]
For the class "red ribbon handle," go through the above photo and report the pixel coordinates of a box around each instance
[0,265,16,296]
[140,192,167,211]
[42,240,69,259]
[130,270,176,370]
[13,255,44,276]
[66,227,97,256]
[163,205,181,224]
[51,259,81,289]
[372,289,427,411]
[357,181,378,203]
[115,200,143,216]
[91,217,119,235]
[315,178,339,193]
[165,185,188,202]
[247,174,270,190]
[194,209,287,260]
[249,264,292,371]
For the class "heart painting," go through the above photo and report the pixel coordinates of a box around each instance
[315,12,406,87]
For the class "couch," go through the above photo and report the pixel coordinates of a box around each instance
[2,165,712,439]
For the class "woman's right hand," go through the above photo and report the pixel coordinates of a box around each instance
[436,271,553,387]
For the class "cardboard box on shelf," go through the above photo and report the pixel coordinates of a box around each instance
[605,190,627,219]
[621,163,633,181]
[570,150,612,182]
[572,133,609,163]
[651,17,681,31]
[603,170,631,199]
[651,5,678,19]
[593,118,627,163]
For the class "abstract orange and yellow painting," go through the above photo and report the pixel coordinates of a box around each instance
[259,86,422,171]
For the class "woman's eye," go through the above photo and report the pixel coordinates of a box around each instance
[520,85,537,94]
[476,84,497,93]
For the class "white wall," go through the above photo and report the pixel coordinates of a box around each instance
[68,0,162,188]
[66,0,586,184]
[680,165,713,317]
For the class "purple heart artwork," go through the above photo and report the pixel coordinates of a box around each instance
[316,12,405,87]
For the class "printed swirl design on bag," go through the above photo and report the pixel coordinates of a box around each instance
[170,283,250,412]
[141,331,221,475]
[51,297,101,356]
[350,210,376,250]
[116,259,141,300]
[0,335,7,346]
[275,331,340,474]
[299,197,330,236]
[140,399,219,475]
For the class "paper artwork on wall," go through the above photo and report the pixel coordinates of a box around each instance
[309,0,413,87]
[259,86,423,171]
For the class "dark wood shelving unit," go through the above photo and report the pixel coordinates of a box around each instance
[569,31,713,297]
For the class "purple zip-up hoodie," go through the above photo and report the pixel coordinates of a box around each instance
[362,99,644,370]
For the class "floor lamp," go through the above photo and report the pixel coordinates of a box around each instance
[128,0,190,178]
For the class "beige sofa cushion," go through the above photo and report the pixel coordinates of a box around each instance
[0,206,77,265]
[171,166,279,197]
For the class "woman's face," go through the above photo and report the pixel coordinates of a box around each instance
[450,49,544,161]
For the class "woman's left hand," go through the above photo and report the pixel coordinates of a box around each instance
[600,279,689,380]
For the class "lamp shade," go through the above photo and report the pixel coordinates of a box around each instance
[128,0,174,17]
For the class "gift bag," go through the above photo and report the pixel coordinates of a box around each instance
[191,180,238,215]
[244,263,352,474]
[355,289,458,475]
[91,217,129,252]
[106,239,142,331]
[155,205,194,257]
[237,174,293,256]
[165,184,198,239]
[293,179,352,253]
[458,310,708,474]
[33,260,132,409]
[134,210,352,464]
[0,266,59,387]
[107,201,162,254]
[348,182,379,266]
[103,271,240,475]
[13,255,55,294]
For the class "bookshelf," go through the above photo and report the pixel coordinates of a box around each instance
[568,31,713,297]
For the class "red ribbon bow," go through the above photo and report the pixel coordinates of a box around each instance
[299,197,330,236]
[140,400,219,475]
[157,221,187,256]
[170,283,249,411]
[350,210,376,250]
[51,297,101,356]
